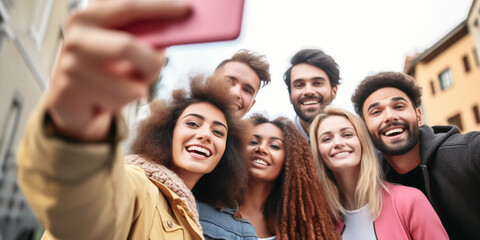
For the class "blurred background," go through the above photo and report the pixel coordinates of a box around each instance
[0,0,478,239]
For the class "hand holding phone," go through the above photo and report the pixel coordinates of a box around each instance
[120,0,245,48]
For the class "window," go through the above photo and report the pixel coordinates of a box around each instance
[429,80,435,96]
[0,93,23,179]
[473,105,480,124]
[462,55,471,73]
[447,113,463,132]
[29,0,54,48]
[438,69,453,90]
[474,48,480,66]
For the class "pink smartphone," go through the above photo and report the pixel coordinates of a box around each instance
[121,0,245,48]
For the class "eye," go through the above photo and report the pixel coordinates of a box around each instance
[213,129,225,137]
[313,81,323,86]
[249,139,259,145]
[370,109,381,116]
[186,121,199,127]
[394,104,406,110]
[243,87,254,95]
[293,82,304,88]
[321,137,331,143]
[270,144,281,150]
[343,132,354,138]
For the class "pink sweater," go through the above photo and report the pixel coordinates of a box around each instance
[336,182,449,239]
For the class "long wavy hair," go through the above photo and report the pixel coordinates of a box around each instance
[248,114,340,240]
[130,74,251,208]
[309,107,387,221]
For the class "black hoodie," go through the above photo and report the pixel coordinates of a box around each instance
[382,124,480,240]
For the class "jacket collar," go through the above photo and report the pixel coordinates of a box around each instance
[419,124,459,165]
[124,154,200,227]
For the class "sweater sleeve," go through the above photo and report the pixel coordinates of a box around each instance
[17,98,136,240]
[394,185,449,240]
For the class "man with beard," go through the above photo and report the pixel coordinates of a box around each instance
[351,71,480,240]
[283,49,340,140]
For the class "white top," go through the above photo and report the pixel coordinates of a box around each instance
[258,236,276,240]
[293,115,309,140]
[342,204,376,240]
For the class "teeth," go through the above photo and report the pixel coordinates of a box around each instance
[187,146,211,157]
[252,159,268,166]
[385,128,403,136]
[302,100,318,105]
[334,152,349,158]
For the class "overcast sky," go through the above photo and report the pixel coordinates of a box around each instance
[159,0,473,119]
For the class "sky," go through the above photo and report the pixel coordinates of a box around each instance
[159,0,474,119]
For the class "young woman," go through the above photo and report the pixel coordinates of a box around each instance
[17,75,250,239]
[309,107,449,239]
[198,114,340,240]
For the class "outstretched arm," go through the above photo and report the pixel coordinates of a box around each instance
[17,0,190,239]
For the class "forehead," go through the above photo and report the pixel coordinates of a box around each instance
[254,123,283,140]
[291,63,330,81]
[318,115,353,133]
[220,61,260,90]
[363,87,412,109]
[180,102,227,125]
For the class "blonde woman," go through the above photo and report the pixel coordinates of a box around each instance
[309,107,448,240]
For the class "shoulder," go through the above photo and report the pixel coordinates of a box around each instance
[198,202,257,239]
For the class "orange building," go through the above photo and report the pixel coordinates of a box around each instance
[405,21,480,132]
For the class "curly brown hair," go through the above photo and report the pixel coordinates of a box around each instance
[130,74,251,208]
[351,71,423,118]
[248,114,340,240]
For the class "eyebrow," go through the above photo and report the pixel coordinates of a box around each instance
[183,113,228,130]
[319,127,354,136]
[366,96,408,112]
[252,134,284,143]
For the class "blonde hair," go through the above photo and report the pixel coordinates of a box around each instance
[309,107,387,221]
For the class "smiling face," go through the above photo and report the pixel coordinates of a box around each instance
[247,123,285,182]
[289,63,337,123]
[362,87,422,156]
[171,102,228,189]
[217,61,261,118]
[317,115,361,174]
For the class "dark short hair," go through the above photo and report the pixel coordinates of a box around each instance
[283,49,340,94]
[351,71,423,118]
[131,74,250,207]
[216,49,271,88]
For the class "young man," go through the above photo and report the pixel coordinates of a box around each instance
[283,49,340,139]
[351,71,480,240]
[215,49,271,118]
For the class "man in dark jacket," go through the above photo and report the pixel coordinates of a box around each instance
[351,71,480,240]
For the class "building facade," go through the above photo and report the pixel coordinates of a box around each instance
[405,20,480,132]
[0,0,79,239]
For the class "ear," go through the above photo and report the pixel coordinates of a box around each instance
[331,85,338,100]
[415,107,422,125]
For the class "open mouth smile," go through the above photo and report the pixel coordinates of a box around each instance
[186,145,212,158]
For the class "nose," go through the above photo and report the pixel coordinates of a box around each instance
[255,142,268,155]
[195,127,212,143]
[383,107,399,124]
[230,83,242,100]
[333,136,345,149]
[303,82,315,96]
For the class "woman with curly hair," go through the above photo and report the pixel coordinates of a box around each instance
[17,72,250,240]
[198,114,340,240]
[309,107,448,239]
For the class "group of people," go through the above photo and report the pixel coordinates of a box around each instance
[16,0,480,239]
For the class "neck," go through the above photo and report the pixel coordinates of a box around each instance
[300,118,310,135]
[383,142,421,174]
[240,179,275,213]
[334,168,359,210]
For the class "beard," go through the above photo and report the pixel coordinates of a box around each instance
[294,94,333,123]
[371,122,420,155]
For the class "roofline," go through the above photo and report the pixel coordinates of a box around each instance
[407,21,468,75]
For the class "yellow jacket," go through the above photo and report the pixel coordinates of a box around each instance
[17,101,204,240]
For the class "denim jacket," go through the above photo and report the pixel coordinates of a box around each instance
[197,201,258,240]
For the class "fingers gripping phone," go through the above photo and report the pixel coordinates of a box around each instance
[121,0,245,48]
